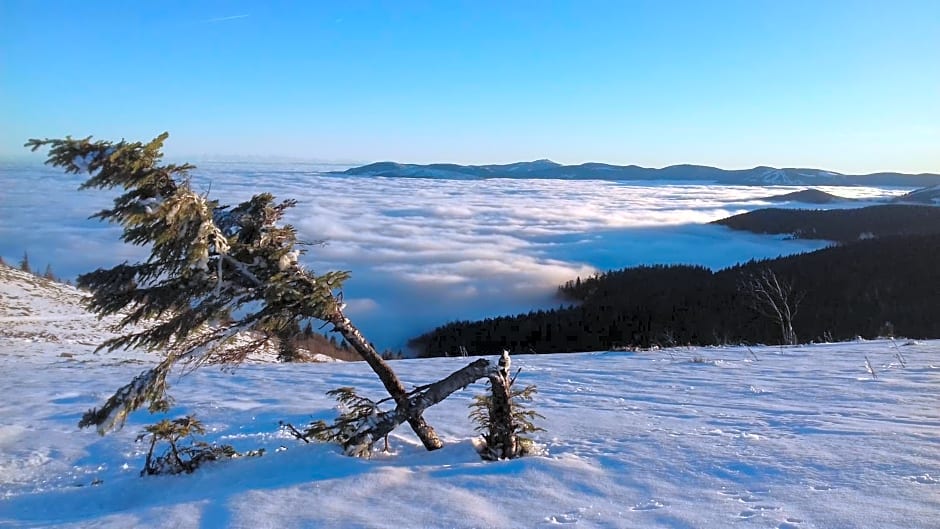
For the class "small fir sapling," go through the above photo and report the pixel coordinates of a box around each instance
[136,415,263,476]
[469,351,544,460]
[469,380,544,460]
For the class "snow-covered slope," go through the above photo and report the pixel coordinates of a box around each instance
[743,168,846,186]
[0,264,143,360]
[0,264,334,365]
[1,266,938,528]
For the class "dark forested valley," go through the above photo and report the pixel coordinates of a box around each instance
[411,206,940,357]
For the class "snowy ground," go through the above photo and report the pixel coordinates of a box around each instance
[1,269,938,528]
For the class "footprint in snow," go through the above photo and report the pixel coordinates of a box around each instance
[909,474,938,484]
[630,499,666,511]
[778,518,803,529]
[719,488,771,503]
[543,509,582,525]
[737,504,782,517]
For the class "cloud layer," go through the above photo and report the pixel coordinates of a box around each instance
[0,160,908,350]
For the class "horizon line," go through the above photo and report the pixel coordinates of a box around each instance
[3,151,938,176]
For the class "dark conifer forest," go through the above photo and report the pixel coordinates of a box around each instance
[411,206,940,357]
[712,204,940,242]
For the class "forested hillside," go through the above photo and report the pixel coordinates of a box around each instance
[712,204,940,243]
[410,234,940,356]
[761,188,851,204]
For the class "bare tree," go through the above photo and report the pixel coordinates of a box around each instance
[740,268,804,346]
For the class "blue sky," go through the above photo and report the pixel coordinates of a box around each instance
[2,0,938,173]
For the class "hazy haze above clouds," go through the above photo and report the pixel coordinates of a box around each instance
[0,161,908,349]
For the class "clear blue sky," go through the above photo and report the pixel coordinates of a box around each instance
[2,0,938,173]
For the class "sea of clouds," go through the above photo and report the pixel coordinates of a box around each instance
[0,159,908,351]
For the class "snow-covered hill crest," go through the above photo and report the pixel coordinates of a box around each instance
[0,263,127,353]
[0,263,335,365]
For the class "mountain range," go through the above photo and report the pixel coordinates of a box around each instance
[340,160,940,187]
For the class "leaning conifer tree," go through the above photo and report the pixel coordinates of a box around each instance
[27,133,524,455]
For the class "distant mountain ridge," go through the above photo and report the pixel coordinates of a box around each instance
[340,160,940,187]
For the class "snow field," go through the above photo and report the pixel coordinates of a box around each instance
[1,336,937,528]
[1,262,937,528]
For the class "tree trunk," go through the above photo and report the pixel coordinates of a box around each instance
[484,371,518,459]
[345,358,495,453]
[327,306,443,450]
[784,322,796,346]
